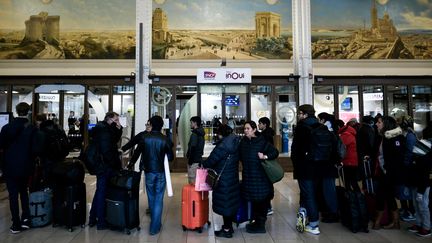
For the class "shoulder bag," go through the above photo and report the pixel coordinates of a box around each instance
[261,159,284,183]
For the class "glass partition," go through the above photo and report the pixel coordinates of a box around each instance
[275,85,296,157]
[412,85,432,138]
[314,86,334,115]
[0,86,7,112]
[387,85,408,118]
[251,85,272,126]
[338,85,359,123]
[363,85,384,117]
[12,86,33,118]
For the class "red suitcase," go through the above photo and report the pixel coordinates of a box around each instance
[181,184,210,233]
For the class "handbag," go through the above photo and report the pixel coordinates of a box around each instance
[261,159,284,183]
[195,167,211,191]
[205,154,231,190]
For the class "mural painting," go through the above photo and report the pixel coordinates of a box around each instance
[311,0,432,59]
[0,0,136,59]
[152,0,293,60]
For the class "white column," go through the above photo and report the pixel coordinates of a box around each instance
[292,0,313,105]
[135,0,152,134]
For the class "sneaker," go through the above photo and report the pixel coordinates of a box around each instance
[408,225,421,233]
[416,228,431,237]
[305,224,320,235]
[267,208,274,216]
[296,211,306,233]
[401,212,416,222]
[21,219,30,229]
[10,225,25,234]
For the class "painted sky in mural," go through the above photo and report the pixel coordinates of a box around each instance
[0,0,135,59]
[152,0,293,60]
[310,0,432,59]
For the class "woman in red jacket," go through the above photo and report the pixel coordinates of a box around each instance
[339,124,360,192]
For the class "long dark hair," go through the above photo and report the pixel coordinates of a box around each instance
[380,116,398,134]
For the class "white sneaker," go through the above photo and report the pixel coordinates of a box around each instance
[305,224,320,235]
[296,211,306,233]
[267,208,274,216]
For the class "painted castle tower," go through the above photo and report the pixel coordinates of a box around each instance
[24,12,60,44]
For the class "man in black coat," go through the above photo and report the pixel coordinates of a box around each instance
[88,111,123,230]
[0,102,40,234]
[127,115,173,235]
[186,116,205,184]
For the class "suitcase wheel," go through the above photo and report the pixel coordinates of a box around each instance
[182,226,187,231]
[137,226,141,231]
[52,223,58,228]
[81,224,85,228]
[207,221,211,226]
[197,227,202,233]
[125,229,131,235]
[68,227,73,232]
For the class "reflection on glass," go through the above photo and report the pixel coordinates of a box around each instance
[363,85,384,117]
[251,85,271,126]
[412,85,432,138]
[12,85,33,118]
[387,85,408,119]
[0,86,7,112]
[275,85,296,157]
[114,85,135,151]
[314,86,334,115]
[338,85,359,123]
[176,86,197,158]
[200,85,222,156]
[88,86,109,123]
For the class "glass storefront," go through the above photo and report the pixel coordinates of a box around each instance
[338,85,359,123]
[363,85,383,117]
[412,85,432,137]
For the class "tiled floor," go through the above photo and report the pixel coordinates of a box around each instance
[0,173,430,243]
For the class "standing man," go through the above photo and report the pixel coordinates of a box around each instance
[291,104,337,235]
[258,116,276,215]
[88,111,123,230]
[127,115,173,235]
[0,102,39,234]
[186,116,205,184]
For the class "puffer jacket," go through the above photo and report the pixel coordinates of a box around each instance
[380,127,405,184]
[129,130,173,173]
[91,121,123,171]
[186,127,205,165]
[239,135,279,201]
[339,125,358,167]
[202,134,240,216]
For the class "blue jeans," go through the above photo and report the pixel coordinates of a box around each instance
[89,170,113,226]
[321,177,338,214]
[411,187,431,230]
[145,172,166,234]
[298,179,319,226]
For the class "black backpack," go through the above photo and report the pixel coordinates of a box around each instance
[306,123,336,162]
[46,128,70,161]
[80,141,106,175]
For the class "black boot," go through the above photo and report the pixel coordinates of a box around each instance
[246,219,266,234]
[215,225,233,238]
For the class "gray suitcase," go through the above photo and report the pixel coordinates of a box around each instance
[29,189,53,227]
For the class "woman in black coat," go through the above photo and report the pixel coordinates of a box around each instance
[373,116,405,230]
[202,124,240,238]
[239,121,279,234]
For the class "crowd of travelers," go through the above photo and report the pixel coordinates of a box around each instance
[0,102,431,239]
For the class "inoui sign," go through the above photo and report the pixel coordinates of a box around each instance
[197,68,252,83]
[39,94,60,102]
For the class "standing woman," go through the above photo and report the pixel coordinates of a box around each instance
[239,121,279,234]
[202,124,240,238]
[373,116,405,230]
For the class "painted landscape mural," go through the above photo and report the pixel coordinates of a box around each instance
[151,0,293,60]
[311,0,432,59]
[0,0,136,59]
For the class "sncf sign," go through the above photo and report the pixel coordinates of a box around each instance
[197,68,251,83]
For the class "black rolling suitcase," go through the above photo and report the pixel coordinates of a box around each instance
[52,182,86,232]
[337,166,369,233]
[105,170,141,234]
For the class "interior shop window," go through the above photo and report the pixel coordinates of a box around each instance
[412,85,432,138]
[387,85,408,119]
[251,85,272,126]
[338,85,359,123]
[113,85,135,147]
[275,85,296,157]
[224,85,247,137]
[314,86,334,115]
[200,85,222,157]
[88,86,109,126]
[175,85,197,158]
[0,86,7,112]
[363,85,384,118]
[12,85,33,118]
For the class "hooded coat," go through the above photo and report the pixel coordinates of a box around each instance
[186,127,205,165]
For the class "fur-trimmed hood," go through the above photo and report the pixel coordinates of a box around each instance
[384,127,403,139]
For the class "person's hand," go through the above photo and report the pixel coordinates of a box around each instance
[127,163,134,171]
[416,193,423,202]
[258,152,267,160]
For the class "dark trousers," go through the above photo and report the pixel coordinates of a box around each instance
[89,170,113,226]
[5,175,30,226]
[251,198,270,224]
[222,215,235,230]
[376,176,398,211]
[344,166,360,192]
